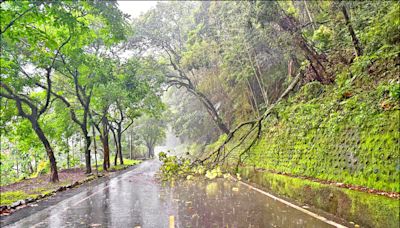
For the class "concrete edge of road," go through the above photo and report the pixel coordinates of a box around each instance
[233,178,349,228]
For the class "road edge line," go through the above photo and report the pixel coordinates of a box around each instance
[236,179,348,228]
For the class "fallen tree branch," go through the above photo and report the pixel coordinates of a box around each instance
[196,72,303,167]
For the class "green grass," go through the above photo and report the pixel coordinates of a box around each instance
[93,159,141,172]
[0,159,142,206]
[0,191,37,206]
[123,159,141,166]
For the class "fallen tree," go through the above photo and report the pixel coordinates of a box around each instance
[196,71,303,169]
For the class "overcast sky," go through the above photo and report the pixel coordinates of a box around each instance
[117,1,158,19]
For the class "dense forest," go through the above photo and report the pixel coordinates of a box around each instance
[1,1,165,184]
[1,0,399,189]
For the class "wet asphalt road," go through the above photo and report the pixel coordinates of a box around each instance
[2,160,336,228]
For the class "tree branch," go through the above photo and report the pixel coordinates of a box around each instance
[122,117,134,134]
[1,6,35,34]
[39,35,72,116]
[197,71,303,166]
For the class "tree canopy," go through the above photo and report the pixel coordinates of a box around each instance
[1,1,163,183]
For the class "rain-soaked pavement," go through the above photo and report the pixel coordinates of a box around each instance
[2,160,339,228]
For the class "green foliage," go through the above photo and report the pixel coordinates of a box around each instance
[35,161,50,176]
[279,1,298,17]
[123,159,141,166]
[178,0,400,194]
[205,134,228,152]
[385,81,400,101]
[1,0,131,183]
[158,153,191,181]
[205,167,222,180]
[134,116,167,157]
[0,191,35,206]
[0,0,164,184]
[296,81,325,102]
[312,25,333,51]
[361,3,400,54]
[158,152,227,182]
[158,152,167,161]
[96,159,141,172]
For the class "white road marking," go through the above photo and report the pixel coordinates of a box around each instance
[236,179,348,228]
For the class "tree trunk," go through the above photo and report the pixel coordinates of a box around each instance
[101,116,110,170]
[288,54,300,77]
[117,130,124,165]
[92,124,98,176]
[80,139,83,165]
[246,79,260,117]
[84,135,92,174]
[147,145,154,159]
[101,135,110,170]
[245,43,269,106]
[195,90,230,134]
[166,51,230,134]
[71,138,74,168]
[33,151,38,173]
[341,5,363,56]
[31,120,59,182]
[114,148,118,166]
[16,159,19,177]
[28,162,34,174]
[66,137,70,169]
[246,89,258,117]
[111,128,119,166]
[129,133,132,160]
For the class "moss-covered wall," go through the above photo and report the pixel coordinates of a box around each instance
[240,81,399,192]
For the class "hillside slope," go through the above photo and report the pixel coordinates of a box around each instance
[244,76,399,192]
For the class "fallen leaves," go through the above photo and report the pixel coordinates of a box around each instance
[205,167,223,180]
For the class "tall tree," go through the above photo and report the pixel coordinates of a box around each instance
[50,3,128,174]
[0,1,86,182]
[135,117,166,158]
[109,58,164,165]
[134,2,230,134]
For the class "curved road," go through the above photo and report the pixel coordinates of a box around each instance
[2,160,340,228]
